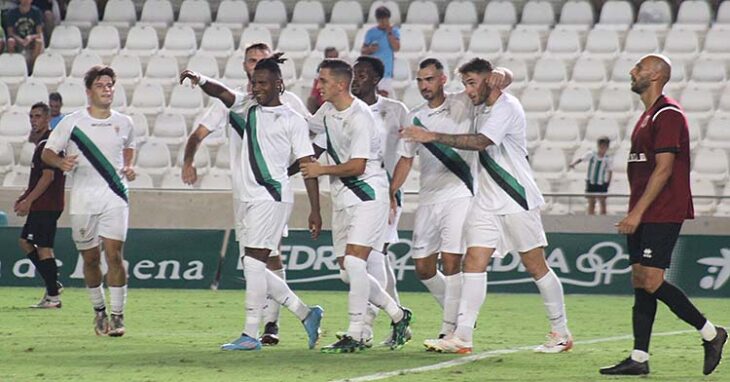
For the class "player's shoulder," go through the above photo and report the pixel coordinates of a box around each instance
[55,109,85,128]
[110,110,134,123]
[494,92,524,114]
[379,96,409,113]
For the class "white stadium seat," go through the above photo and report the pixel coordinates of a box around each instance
[131,113,150,144]
[199,170,231,190]
[222,53,247,89]
[56,79,87,113]
[199,25,236,61]
[139,0,175,35]
[443,1,478,31]
[276,26,312,62]
[128,171,155,189]
[0,110,31,145]
[291,0,326,35]
[239,26,274,53]
[136,139,172,177]
[405,1,440,26]
[558,86,594,115]
[63,0,99,31]
[584,116,621,145]
[85,25,121,63]
[679,86,715,121]
[692,148,729,185]
[159,25,198,64]
[558,0,595,30]
[597,86,635,120]
[122,25,160,64]
[702,116,730,150]
[543,115,581,152]
[545,29,582,61]
[129,83,166,116]
[691,177,717,216]
[520,0,556,30]
[531,146,567,182]
[396,27,427,64]
[110,53,143,92]
[100,0,137,35]
[530,58,568,90]
[14,80,48,112]
[213,0,249,38]
[506,29,543,61]
[598,0,634,30]
[152,113,188,148]
[31,52,66,88]
[167,85,204,120]
[676,0,712,30]
[570,57,607,89]
[482,0,517,30]
[0,140,15,174]
[176,0,212,33]
[215,142,230,169]
[145,54,180,92]
[186,53,220,79]
[315,26,350,54]
[662,28,700,62]
[329,0,364,29]
[176,142,210,175]
[583,29,621,61]
[717,1,730,24]
[467,28,503,58]
[0,54,28,88]
[112,83,128,112]
[689,58,727,91]
[701,26,730,60]
[636,0,673,27]
[46,25,83,62]
[623,29,660,56]
[0,82,11,114]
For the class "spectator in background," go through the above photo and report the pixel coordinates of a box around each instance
[48,91,63,129]
[569,136,613,215]
[6,0,44,73]
[0,22,16,53]
[306,46,339,114]
[32,0,54,44]
[361,6,400,98]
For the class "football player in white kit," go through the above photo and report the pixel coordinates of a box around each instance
[181,43,310,346]
[42,65,136,337]
[402,58,573,354]
[179,54,324,351]
[350,55,410,346]
[300,59,412,353]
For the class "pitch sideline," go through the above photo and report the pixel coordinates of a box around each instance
[331,329,697,382]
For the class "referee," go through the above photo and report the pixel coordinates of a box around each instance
[15,102,65,308]
[599,54,727,376]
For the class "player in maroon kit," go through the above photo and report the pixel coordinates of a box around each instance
[16,102,65,308]
[599,54,727,376]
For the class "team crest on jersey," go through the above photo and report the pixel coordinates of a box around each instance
[113,125,120,134]
[380,110,387,119]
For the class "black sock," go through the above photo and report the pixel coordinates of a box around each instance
[653,281,707,330]
[26,249,41,268]
[37,258,59,296]
[633,288,657,352]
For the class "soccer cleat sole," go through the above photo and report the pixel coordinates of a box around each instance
[108,328,126,337]
[260,334,280,346]
[423,342,472,354]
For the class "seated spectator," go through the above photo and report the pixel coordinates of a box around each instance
[6,0,44,72]
[32,0,54,44]
[48,91,63,129]
[306,46,339,114]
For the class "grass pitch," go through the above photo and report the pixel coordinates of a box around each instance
[0,287,727,382]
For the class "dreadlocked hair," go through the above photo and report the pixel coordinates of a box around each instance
[254,52,287,94]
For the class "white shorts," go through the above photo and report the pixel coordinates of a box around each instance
[71,206,129,250]
[235,199,286,257]
[332,200,389,257]
[465,207,548,258]
[412,197,471,259]
[382,206,402,246]
[238,201,292,252]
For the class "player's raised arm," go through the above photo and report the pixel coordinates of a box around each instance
[400,127,493,151]
[179,70,237,108]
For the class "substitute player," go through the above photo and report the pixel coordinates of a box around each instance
[301,59,412,353]
[402,58,572,354]
[16,102,65,308]
[599,54,726,376]
[179,54,324,351]
[350,55,409,346]
[43,65,135,337]
[181,42,310,346]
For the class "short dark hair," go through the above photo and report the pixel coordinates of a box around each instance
[355,56,384,81]
[49,92,62,103]
[419,58,444,71]
[84,65,116,90]
[317,59,353,84]
[324,46,338,57]
[31,102,50,115]
[375,6,391,19]
[458,58,493,76]
[245,42,272,55]
[597,136,611,146]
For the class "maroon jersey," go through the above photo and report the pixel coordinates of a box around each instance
[627,95,693,223]
[21,130,65,211]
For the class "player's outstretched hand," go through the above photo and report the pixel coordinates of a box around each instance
[179,70,201,86]
[181,163,198,185]
[309,211,322,240]
[401,125,435,143]
[122,166,136,181]
[59,154,78,172]
[300,161,322,179]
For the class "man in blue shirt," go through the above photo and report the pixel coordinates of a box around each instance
[48,92,63,130]
[361,6,400,97]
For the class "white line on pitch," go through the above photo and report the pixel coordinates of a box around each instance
[331,329,696,382]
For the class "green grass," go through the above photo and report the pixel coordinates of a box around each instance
[0,288,728,382]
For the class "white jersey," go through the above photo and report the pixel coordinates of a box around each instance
[474,92,544,214]
[230,94,313,203]
[370,96,409,175]
[45,109,135,215]
[198,90,309,201]
[399,92,476,205]
[309,98,389,210]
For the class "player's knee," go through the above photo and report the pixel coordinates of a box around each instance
[105,252,124,268]
[339,269,350,284]
[414,261,436,280]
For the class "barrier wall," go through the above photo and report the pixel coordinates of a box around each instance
[1,227,728,297]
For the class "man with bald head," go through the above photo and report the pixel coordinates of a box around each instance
[600,54,727,376]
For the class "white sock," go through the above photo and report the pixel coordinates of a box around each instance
[243,256,267,338]
[442,273,463,336]
[265,268,309,321]
[87,285,106,311]
[384,254,401,304]
[631,349,649,362]
[367,250,387,287]
[368,274,404,322]
[109,285,127,315]
[700,320,717,341]
[344,256,369,339]
[454,272,487,343]
[364,303,378,336]
[534,268,569,336]
[263,267,285,324]
[421,271,446,307]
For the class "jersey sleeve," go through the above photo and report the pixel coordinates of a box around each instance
[392,26,401,40]
[476,100,513,146]
[123,115,136,149]
[606,155,614,171]
[581,151,593,162]
[312,132,326,150]
[290,114,315,160]
[397,139,417,158]
[349,113,374,159]
[307,103,327,136]
[652,108,684,154]
[45,115,74,154]
[283,91,311,119]
[197,101,228,133]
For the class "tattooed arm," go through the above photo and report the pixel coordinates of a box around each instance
[400,125,493,151]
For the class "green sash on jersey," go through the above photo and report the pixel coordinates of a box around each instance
[478,151,529,211]
[230,106,283,201]
[324,117,376,202]
[69,127,128,203]
[413,117,474,195]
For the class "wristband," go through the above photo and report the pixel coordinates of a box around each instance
[198,75,209,86]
